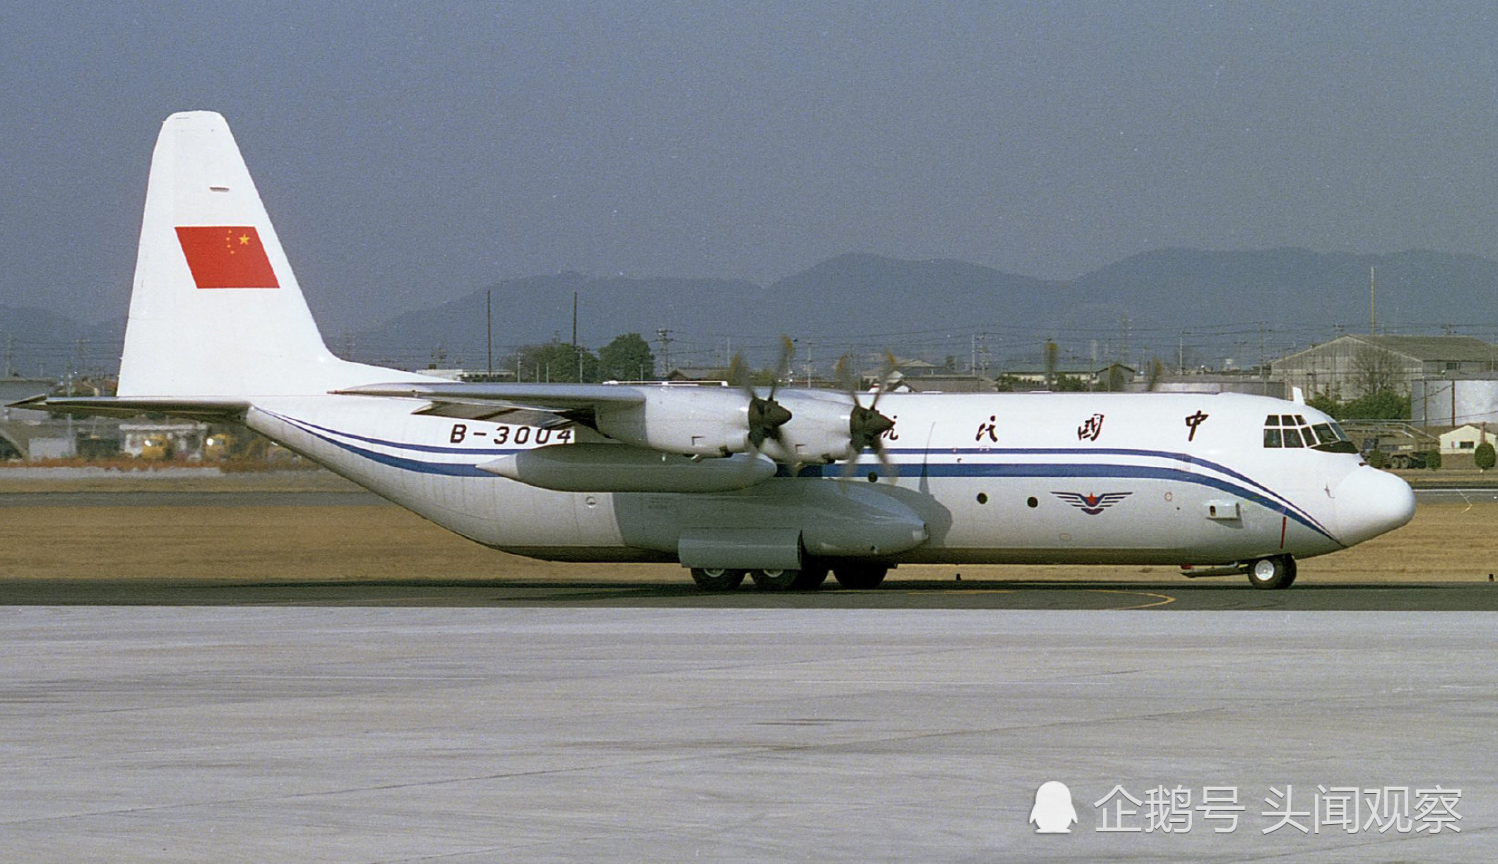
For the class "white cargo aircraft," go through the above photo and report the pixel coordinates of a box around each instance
[24,112,1417,591]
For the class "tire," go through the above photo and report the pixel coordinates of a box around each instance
[1246,556,1295,590]
[750,568,801,590]
[789,563,830,590]
[833,563,888,590]
[690,568,746,591]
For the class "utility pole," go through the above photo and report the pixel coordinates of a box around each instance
[572,291,581,382]
[486,290,493,376]
[1258,321,1267,383]
[655,328,673,378]
[1370,266,1377,335]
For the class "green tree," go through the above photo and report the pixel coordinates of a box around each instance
[1051,373,1088,392]
[597,333,656,381]
[1425,449,1442,470]
[1338,389,1410,420]
[1305,392,1342,419]
[1476,441,1496,472]
[517,341,598,383]
[1366,449,1387,469]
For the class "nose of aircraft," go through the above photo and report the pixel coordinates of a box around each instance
[1335,467,1417,546]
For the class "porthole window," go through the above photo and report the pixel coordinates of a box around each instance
[976,492,989,505]
[1026,496,1038,508]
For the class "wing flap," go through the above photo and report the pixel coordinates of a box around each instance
[337,381,647,429]
[335,381,647,410]
[411,401,582,428]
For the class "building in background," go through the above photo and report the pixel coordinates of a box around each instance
[1272,334,1498,400]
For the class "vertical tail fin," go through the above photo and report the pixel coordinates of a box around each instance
[117,111,424,397]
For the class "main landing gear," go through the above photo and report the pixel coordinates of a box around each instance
[1245,555,1297,590]
[688,563,890,592]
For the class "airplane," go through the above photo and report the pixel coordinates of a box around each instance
[19,111,1417,591]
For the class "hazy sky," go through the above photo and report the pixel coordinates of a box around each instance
[4,2,1497,330]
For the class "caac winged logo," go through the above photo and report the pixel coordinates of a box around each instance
[1052,491,1133,515]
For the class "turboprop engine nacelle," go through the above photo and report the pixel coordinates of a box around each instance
[593,386,753,457]
[592,386,859,464]
[755,390,859,464]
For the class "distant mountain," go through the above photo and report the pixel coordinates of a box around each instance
[348,272,763,370]
[760,252,1059,337]
[8,247,1498,376]
[352,248,1498,372]
[1074,247,1498,336]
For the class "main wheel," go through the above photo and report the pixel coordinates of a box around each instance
[1246,556,1296,590]
[690,567,746,591]
[833,563,888,590]
[751,568,801,590]
[790,563,830,590]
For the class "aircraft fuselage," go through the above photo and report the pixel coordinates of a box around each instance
[248,389,1408,570]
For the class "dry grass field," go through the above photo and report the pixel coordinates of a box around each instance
[0,469,1492,586]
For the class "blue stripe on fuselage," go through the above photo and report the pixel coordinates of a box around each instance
[261,410,1335,541]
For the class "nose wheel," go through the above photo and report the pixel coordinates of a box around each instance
[1246,555,1297,590]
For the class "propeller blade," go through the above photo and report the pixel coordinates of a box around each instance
[768,335,795,399]
[874,437,899,483]
[849,403,895,451]
[837,436,899,483]
[832,351,898,482]
[869,351,898,411]
[729,343,794,451]
[746,396,792,448]
[834,354,859,396]
[727,351,751,394]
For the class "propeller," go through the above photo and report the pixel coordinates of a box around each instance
[729,336,795,451]
[834,353,899,481]
[1145,357,1165,392]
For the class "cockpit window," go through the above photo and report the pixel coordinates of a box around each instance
[1264,414,1358,453]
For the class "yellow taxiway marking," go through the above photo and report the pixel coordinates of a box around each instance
[1090,589,1178,610]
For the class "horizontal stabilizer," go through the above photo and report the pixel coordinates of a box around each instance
[9,395,249,422]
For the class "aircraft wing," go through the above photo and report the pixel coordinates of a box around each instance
[335,381,651,428]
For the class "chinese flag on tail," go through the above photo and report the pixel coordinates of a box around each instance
[175,226,280,289]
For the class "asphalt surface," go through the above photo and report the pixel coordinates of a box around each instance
[4,578,1498,609]
[5,482,1494,862]
[3,608,1490,863]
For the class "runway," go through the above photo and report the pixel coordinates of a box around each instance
[1,607,1490,863]
[5,577,1498,610]
[3,480,1496,861]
